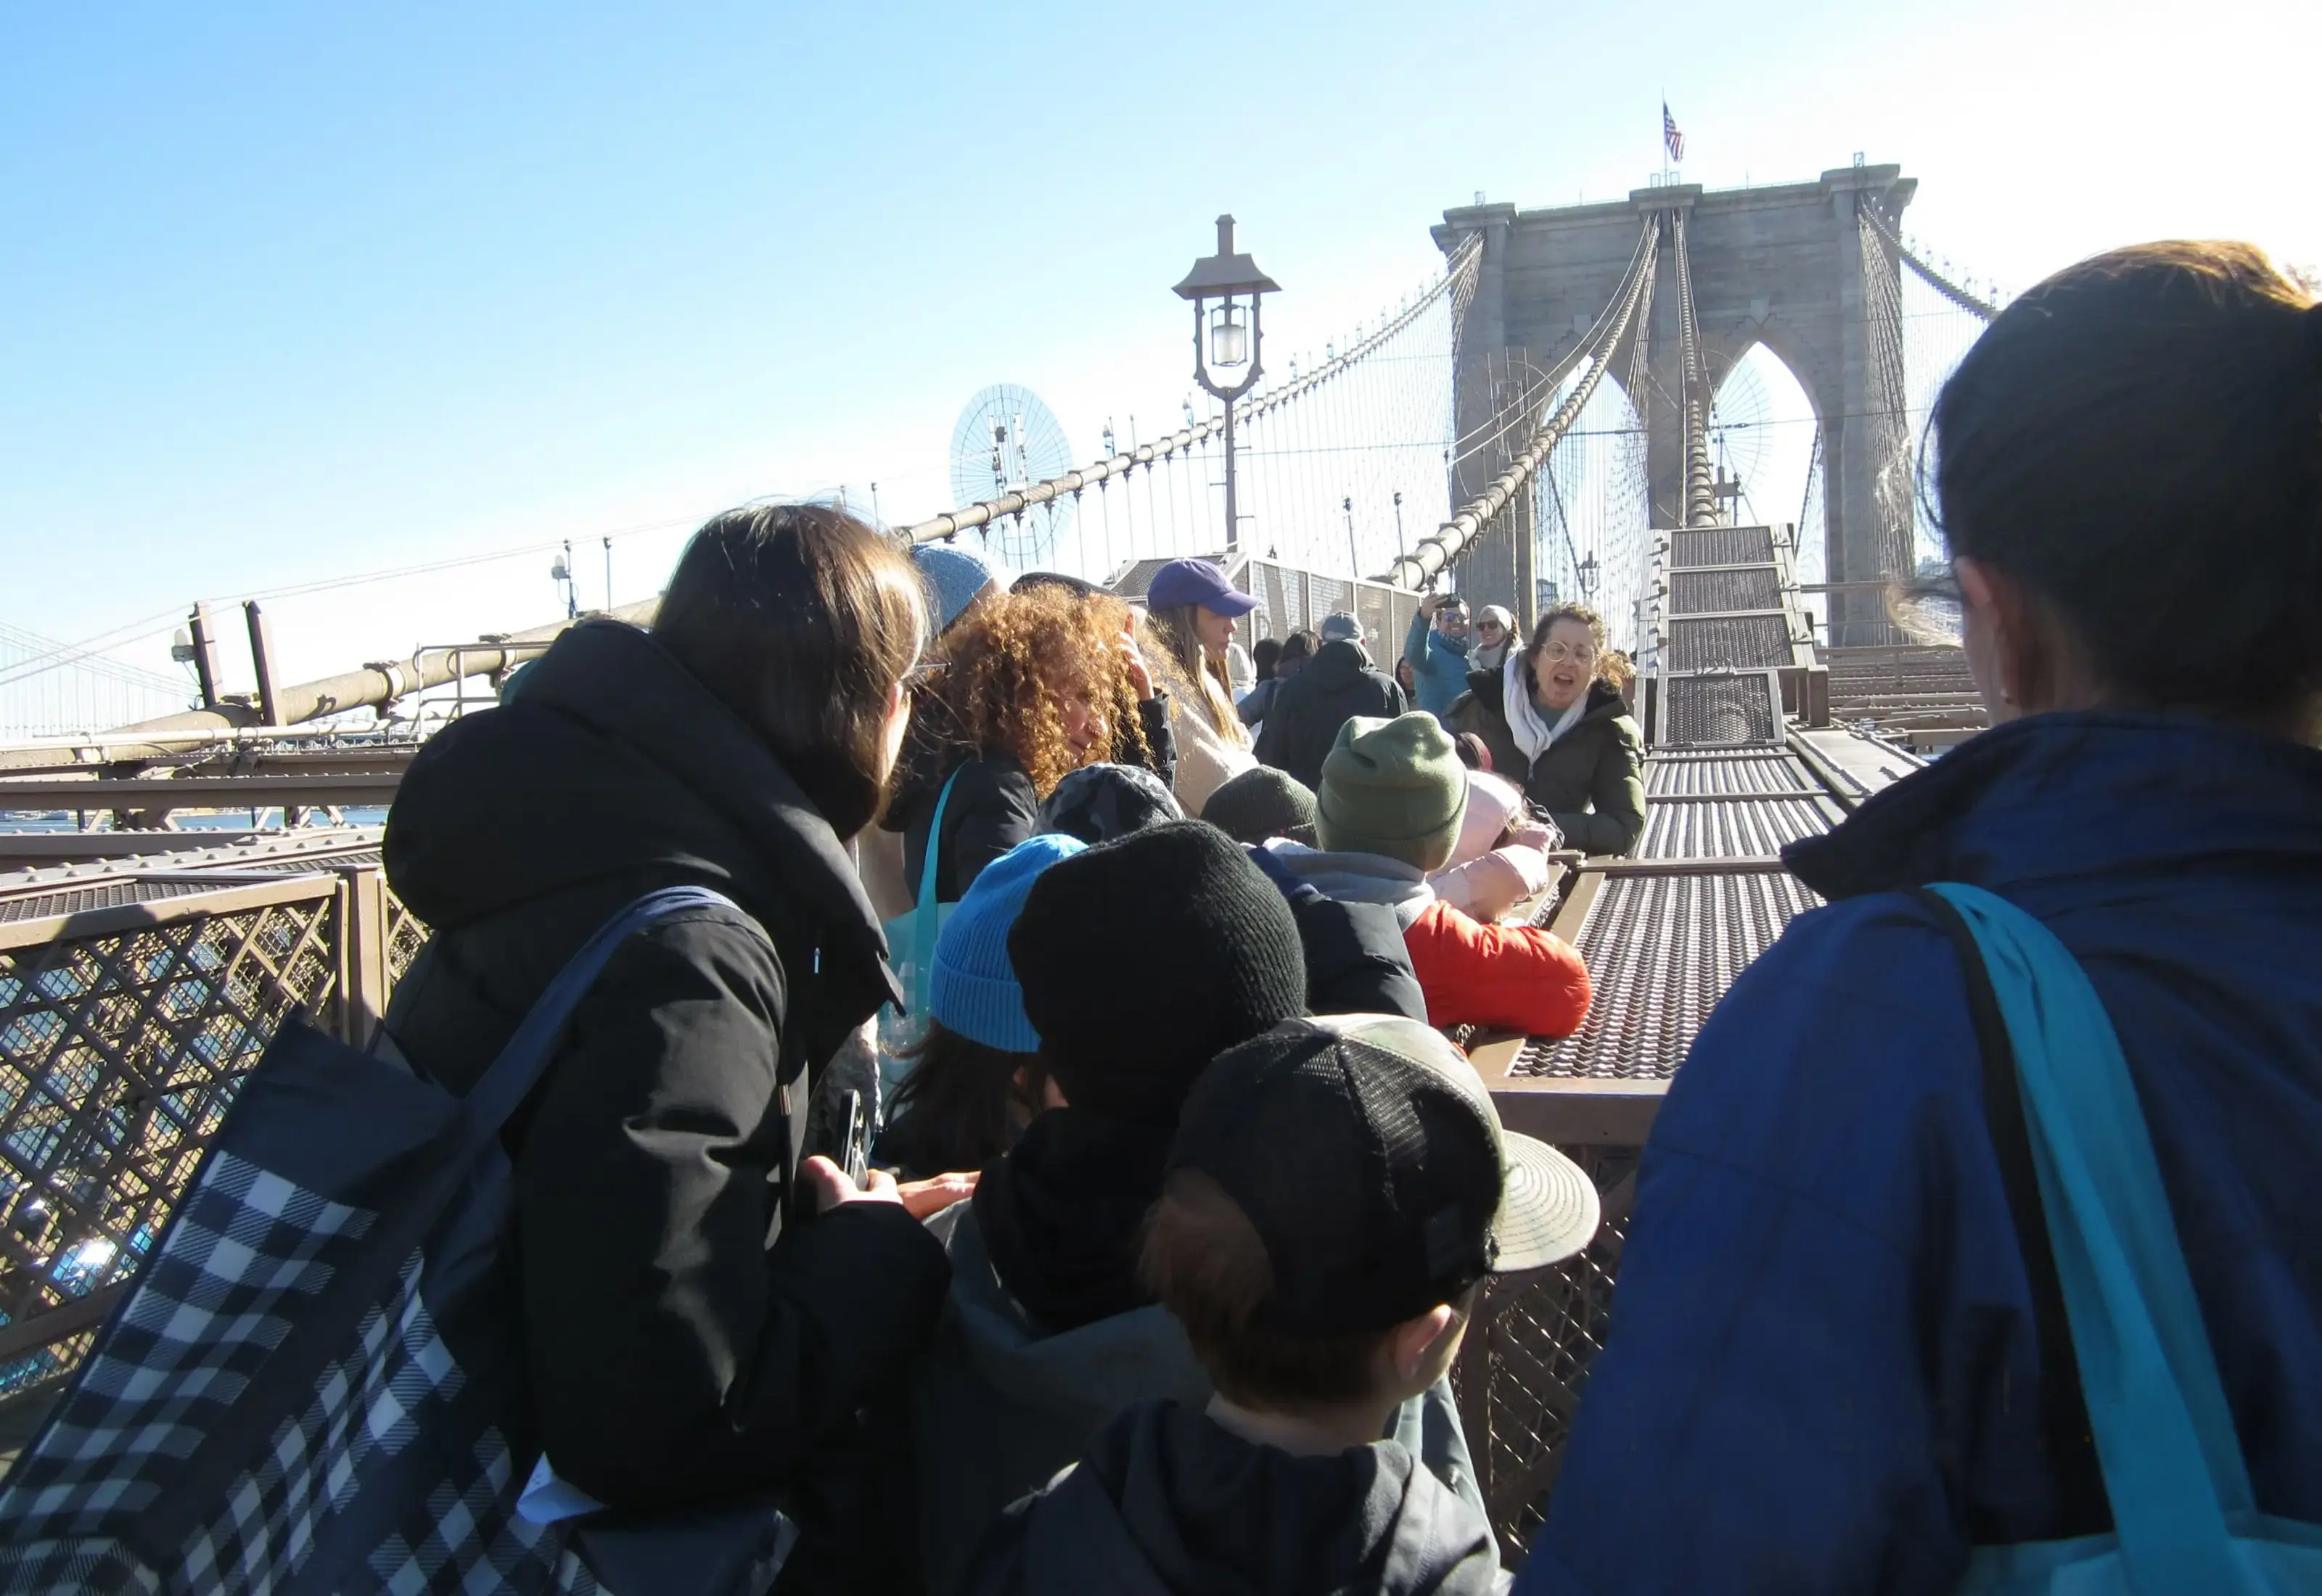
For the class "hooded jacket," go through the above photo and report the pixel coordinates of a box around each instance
[959,1399,1505,1596]
[1252,638,1410,793]
[916,1152,1488,1595]
[1453,674,1644,857]
[1404,606,1474,723]
[1527,714,2322,1595]
[1263,843,1591,1037]
[380,620,951,1518]
[885,687,1177,905]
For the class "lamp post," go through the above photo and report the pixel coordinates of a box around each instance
[1175,215,1279,555]
[1579,551,1601,601]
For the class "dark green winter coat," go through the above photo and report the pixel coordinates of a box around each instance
[1453,670,1646,855]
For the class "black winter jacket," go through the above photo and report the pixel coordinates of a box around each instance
[1454,672,1646,856]
[958,1399,1503,1596]
[885,689,1178,905]
[380,620,952,1519]
[1252,640,1408,792]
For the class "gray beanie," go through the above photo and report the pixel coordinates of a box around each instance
[1315,713,1471,872]
[1038,762,1184,846]
[1202,766,1320,847]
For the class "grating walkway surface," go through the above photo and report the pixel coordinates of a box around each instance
[1513,866,1825,1081]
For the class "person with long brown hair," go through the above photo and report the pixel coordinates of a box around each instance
[885,583,1173,903]
[379,504,969,1570]
[1533,242,2322,1592]
[1136,558,1259,814]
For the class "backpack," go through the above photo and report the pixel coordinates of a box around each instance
[1921,883,2322,1592]
[0,885,792,1595]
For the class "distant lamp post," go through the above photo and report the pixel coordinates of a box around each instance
[1578,552,1601,601]
[1176,214,1279,554]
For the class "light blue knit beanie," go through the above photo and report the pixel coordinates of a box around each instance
[912,543,1004,637]
[929,833,1086,1051]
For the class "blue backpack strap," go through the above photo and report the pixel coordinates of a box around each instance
[1927,883,2255,1587]
[463,884,752,1138]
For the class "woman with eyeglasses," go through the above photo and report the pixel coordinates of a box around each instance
[1453,603,1645,856]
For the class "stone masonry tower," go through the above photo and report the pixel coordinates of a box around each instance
[1435,164,1916,645]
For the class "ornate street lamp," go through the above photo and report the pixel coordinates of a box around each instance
[1175,215,1279,554]
[1579,551,1601,600]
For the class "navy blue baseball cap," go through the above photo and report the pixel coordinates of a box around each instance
[1146,558,1260,617]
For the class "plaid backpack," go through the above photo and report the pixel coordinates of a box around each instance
[0,885,791,1595]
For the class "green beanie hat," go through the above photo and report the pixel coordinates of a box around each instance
[1316,712,1471,872]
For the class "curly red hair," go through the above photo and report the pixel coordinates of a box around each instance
[934,585,1153,797]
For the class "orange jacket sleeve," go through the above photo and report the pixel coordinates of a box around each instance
[1403,898,1593,1038]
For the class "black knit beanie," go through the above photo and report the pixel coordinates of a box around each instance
[1200,765,1320,847]
[1009,820,1307,1126]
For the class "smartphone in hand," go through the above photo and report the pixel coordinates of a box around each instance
[838,1089,871,1189]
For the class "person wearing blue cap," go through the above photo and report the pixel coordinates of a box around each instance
[1136,559,1262,815]
[911,543,1007,638]
[877,833,1086,1180]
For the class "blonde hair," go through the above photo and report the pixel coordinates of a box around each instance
[1143,604,1250,746]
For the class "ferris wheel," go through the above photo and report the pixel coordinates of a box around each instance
[949,384,1075,568]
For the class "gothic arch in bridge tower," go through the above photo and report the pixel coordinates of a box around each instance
[1435,164,1916,644]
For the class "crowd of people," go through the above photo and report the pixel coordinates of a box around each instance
[370,238,2322,1592]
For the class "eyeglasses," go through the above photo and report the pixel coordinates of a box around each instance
[1536,641,1598,665]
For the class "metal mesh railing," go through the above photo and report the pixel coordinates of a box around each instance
[0,880,344,1397]
[1452,1148,1637,1566]
[1667,526,1776,567]
[1664,675,1780,744]
[1670,567,1781,614]
[1665,615,1790,672]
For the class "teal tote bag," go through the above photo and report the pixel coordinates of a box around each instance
[1928,884,2322,1594]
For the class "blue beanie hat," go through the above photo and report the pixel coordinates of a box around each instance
[929,833,1086,1051]
[913,543,1004,636]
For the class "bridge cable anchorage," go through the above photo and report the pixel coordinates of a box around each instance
[1382,214,1662,591]
[1672,210,1719,528]
[1856,202,2000,324]
[901,234,1482,548]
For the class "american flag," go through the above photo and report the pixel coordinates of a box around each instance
[1663,103,1686,163]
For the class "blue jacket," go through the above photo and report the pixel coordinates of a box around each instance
[1403,607,1471,723]
[1524,713,2322,1595]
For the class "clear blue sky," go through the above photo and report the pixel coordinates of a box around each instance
[5,0,2315,690]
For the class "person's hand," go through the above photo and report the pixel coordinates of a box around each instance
[1421,591,1447,616]
[800,1154,903,1214]
[898,1170,978,1220]
[1509,818,1562,854]
[1117,627,1156,701]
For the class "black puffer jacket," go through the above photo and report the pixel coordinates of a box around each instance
[1454,672,1646,856]
[381,620,951,1518]
[1251,640,1408,792]
[885,688,1177,905]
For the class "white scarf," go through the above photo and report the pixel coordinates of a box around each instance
[1504,652,1588,764]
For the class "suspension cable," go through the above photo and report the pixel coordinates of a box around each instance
[1857,204,2001,323]
[1672,209,1718,527]
[906,235,1483,546]
[1382,214,1661,589]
